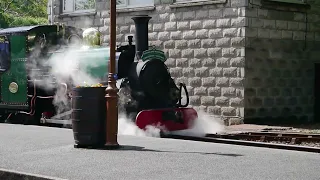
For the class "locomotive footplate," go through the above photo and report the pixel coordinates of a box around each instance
[161,110,184,124]
[40,110,72,125]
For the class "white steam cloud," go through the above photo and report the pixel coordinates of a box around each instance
[169,110,225,137]
[27,30,225,138]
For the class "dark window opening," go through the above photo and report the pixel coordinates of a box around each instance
[0,36,10,72]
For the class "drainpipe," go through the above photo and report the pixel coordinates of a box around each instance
[51,0,54,25]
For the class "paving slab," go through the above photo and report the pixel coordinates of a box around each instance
[0,123,320,180]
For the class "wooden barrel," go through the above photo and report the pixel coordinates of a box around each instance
[71,87,106,148]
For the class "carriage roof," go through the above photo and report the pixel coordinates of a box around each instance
[0,25,82,36]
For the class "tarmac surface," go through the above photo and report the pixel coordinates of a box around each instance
[1,123,320,180]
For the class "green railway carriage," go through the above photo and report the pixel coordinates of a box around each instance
[0,25,83,124]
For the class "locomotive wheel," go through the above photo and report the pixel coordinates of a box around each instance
[0,112,10,123]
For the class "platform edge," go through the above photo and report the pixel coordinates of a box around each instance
[0,168,68,180]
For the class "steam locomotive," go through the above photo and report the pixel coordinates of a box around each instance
[0,15,197,131]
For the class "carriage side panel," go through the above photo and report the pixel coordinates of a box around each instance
[0,35,28,105]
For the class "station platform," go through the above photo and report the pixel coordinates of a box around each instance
[0,123,320,180]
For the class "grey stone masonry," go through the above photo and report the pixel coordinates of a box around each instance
[49,0,320,125]
[244,0,320,124]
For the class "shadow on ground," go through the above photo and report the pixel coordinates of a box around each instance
[88,145,244,157]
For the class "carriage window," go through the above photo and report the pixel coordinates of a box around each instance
[0,36,10,72]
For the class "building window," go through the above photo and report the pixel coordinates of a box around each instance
[116,0,154,9]
[63,0,96,13]
[0,36,10,72]
[63,0,154,13]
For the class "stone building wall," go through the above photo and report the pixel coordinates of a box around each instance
[244,0,320,124]
[50,0,248,125]
[48,0,320,125]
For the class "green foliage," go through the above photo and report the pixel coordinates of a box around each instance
[0,13,48,28]
[0,0,48,28]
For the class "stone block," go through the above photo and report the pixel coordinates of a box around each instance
[195,67,209,77]
[201,96,215,106]
[216,19,231,28]
[164,40,175,49]
[202,77,215,86]
[165,58,176,67]
[230,57,244,67]
[223,67,237,77]
[177,21,189,30]
[201,39,215,48]
[169,67,182,77]
[222,107,236,116]
[207,106,221,115]
[276,20,288,30]
[170,31,182,40]
[189,58,202,67]
[189,96,201,106]
[215,97,229,106]
[169,49,181,58]
[158,32,170,41]
[190,20,202,29]
[209,9,223,18]
[170,12,182,21]
[216,77,229,87]
[194,87,207,96]
[203,20,216,29]
[251,18,263,28]
[208,87,221,96]
[202,58,215,67]
[159,13,170,22]
[182,67,194,77]
[176,58,189,67]
[149,32,159,41]
[209,29,223,38]
[175,40,188,49]
[216,38,231,47]
[196,29,209,39]
[216,57,229,67]
[223,8,238,17]
[222,47,236,57]
[222,87,236,97]
[183,30,196,40]
[263,19,276,29]
[194,48,207,58]
[207,48,222,57]
[188,77,202,87]
[183,11,196,20]
[229,78,244,87]
[209,68,223,76]
[165,22,177,31]
[181,49,194,58]
[188,39,201,48]
[196,10,209,19]
[231,17,247,27]
[223,28,239,37]
[230,97,243,107]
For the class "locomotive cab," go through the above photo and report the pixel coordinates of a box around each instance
[0,25,83,123]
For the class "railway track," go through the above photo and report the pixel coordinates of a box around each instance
[163,132,320,153]
[206,132,320,144]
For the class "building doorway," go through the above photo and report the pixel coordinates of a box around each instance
[314,63,320,123]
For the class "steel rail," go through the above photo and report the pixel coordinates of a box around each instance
[240,132,320,138]
[205,133,320,144]
[162,134,320,153]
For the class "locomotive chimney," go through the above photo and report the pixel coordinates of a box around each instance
[131,15,152,59]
